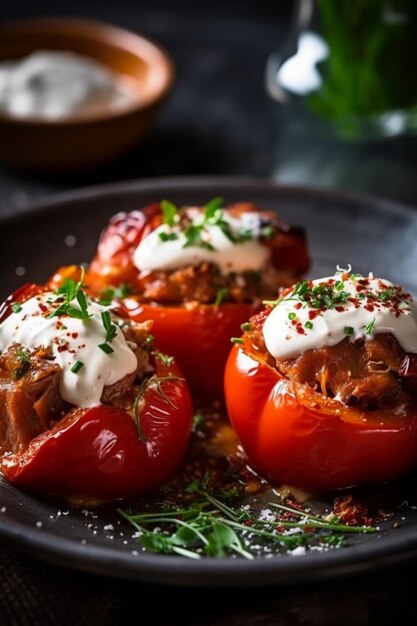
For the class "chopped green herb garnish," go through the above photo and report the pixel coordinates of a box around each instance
[214,287,229,307]
[98,343,114,354]
[305,320,313,330]
[203,197,224,220]
[71,360,84,374]
[11,302,22,313]
[101,310,118,344]
[379,288,398,302]
[13,348,31,380]
[192,413,206,433]
[288,312,296,320]
[270,280,350,311]
[344,326,354,335]
[17,348,30,363]
[154,350,175,367]
[261,225,275,239]
[230,337,244,344]
[183,224,215,250]
[159,231,179,242]
[240,322,252,332]
[160,199,178,227]
[98,283,132,305]
[365,318,376,335]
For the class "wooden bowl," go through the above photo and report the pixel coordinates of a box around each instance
[0,18,176,172]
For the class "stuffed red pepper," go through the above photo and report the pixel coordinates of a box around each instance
[0,277,193,503]
[225,268,417,491]
[88,198,310,396]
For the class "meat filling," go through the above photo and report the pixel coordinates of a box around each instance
[249,312,417,412]
[0,319,152,455]
[276,334,416,411]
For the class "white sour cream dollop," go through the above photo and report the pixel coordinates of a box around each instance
[0,293,138,407]
[263,272,417,360]
[0,51,133,120]
[133,208,270,274]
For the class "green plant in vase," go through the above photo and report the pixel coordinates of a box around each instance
[307,0,417,138]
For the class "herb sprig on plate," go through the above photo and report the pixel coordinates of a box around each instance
[119,484,376,560]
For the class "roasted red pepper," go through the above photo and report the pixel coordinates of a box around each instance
[0,283,194,503]
[225,342,417,492]
[88,202,309,397]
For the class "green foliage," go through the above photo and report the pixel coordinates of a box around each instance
[307,0,417,136]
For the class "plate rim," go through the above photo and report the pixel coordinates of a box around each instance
[1,174,417,587]
[2,174,417,225]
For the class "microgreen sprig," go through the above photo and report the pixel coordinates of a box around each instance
[98,283,132,306]
[158,197,256,251]
[160,199,178,227]
[119,490,376,560]
[48,269,92,320]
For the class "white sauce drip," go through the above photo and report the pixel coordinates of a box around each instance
[263,273,417,360]
[0,51,133,120]
[0,293,138,407]
[133,208,270,274]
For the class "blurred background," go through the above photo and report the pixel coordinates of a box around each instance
[0,0,416,215]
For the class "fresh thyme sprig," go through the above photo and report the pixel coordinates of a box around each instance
[132,374,184,443]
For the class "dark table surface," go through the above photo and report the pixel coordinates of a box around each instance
[1,2,417,624]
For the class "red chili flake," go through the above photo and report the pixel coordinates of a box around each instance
[335,306,344,312]
[71,332,78,339]
[303,526,316,534]
[296,324,306,335]
[57,343,69,353]
[332,495,373,527]
[365,304,375,312]
[308,309,320,320]
[294,302,302,310]
[275,524,285,533]
[38,303,48,313]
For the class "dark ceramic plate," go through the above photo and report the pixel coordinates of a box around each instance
[1,176,417,587]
